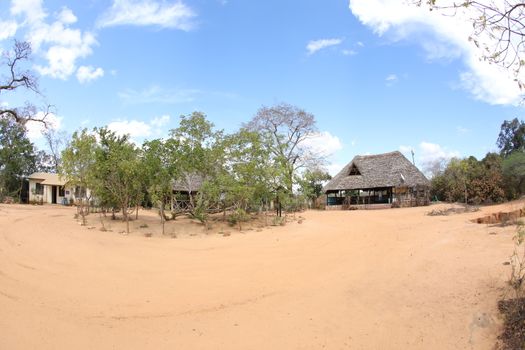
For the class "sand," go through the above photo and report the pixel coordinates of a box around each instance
[0,201,521,349]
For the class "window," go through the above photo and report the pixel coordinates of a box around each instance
[35,183,44,195]
[349,164,361,176]
[75,186,86,198]
[58,186,65,197]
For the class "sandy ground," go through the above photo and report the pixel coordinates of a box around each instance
[0,202,522,349]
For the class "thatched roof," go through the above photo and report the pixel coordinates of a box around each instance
[172,173,204,192]
[323,151,429,192]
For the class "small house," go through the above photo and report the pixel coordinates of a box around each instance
[27,172,85,205]
[323,151,430,209]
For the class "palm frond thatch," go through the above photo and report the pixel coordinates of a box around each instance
[323,151,429,192]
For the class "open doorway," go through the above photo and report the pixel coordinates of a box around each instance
[52,186,57,204]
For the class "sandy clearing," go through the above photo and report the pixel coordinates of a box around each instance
[0,202,519,349]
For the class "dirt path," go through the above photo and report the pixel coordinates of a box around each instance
[0,202,518,349]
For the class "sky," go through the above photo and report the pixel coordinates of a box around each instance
[0,0,523,176]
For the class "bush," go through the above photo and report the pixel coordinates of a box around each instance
[228,208,250,230]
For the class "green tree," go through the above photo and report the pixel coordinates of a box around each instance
[170,112,225,223]
[299,169,332,204]
[142,138,180,234]
[59,129,98,224]
[0,118,37,200]
[498,118,525,157]
[503,151,525,199]
[60,129,97,189]
[92,128,144,234]
[222,129,275,223]
[430,154,505,204]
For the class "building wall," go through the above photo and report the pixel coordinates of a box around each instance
[325,185,430,210]
[28,180,77,204]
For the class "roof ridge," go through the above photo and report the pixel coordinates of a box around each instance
[354,150,401,159]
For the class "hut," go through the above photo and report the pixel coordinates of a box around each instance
[323,151,430,209]
[172,173,204,210]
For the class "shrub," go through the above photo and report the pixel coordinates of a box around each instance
[228,208,250,230]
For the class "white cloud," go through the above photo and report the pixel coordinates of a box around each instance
[97,0,196,30]
[107,114,173,142]
[0,20,18,40]
[418,141,460,166]
[348,0,523,105]
[118,85,201,104]
[57,7,77,25]
[8,1,99,80]
[342,49,356,56]
[399,142,460,176]
[385,73,398,86]
[10,0,47,25]
[459,57,522,105]
[76,65,104,83]
[26,112,62,142]
[302,131,343,157]
[151,114,170,128]
[306,38,343,55]
[107,120,152,138]
[327,162,345,177]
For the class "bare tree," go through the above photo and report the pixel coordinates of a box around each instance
[416,1,525,87]
[43,128,68,173]
[0,40,52,126]
[245,102,321,193]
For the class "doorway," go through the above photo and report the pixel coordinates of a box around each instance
[52,186,57,204]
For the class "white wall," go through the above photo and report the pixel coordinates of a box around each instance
[28,180,77,204]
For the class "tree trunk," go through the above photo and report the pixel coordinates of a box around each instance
[160,202,165,235]
[122,204,130,234]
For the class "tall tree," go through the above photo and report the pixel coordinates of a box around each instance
[93,128,144,234]
[498,118,525,157]
[60,129,98,224]
[245,103,320,194]
[0,118,37,200]
[223,129,274,212]
[503,151,525,199]
[142,138,180,234]
[60,129,97,192]
[169,112,225,221]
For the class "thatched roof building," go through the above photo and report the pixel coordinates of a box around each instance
[172,173,204,193]
[323,151,430,209]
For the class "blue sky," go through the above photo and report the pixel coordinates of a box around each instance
[0,0,523,175]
